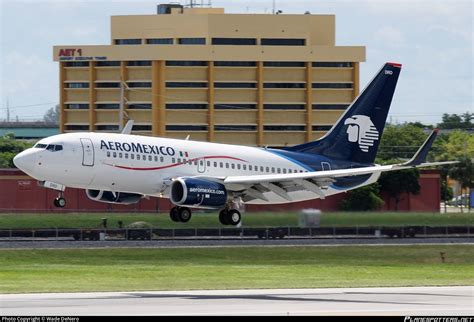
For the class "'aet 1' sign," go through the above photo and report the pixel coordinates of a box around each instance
[59,48,82,57]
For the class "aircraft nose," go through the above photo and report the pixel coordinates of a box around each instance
[13,150,37,175]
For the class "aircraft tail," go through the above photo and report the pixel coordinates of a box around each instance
[285,62,402,164]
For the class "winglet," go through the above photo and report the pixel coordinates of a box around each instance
[121,120,134,135]
[402,128,439,166]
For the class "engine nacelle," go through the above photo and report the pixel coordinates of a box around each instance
[86,189,143,205]
[170,178,228,208]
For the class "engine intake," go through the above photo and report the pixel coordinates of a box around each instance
[171,178,227,208]
[86,189,143,205]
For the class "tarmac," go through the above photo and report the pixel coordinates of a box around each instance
[1,286,472,316]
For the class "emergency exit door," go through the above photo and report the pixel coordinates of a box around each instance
[80,138,94,166]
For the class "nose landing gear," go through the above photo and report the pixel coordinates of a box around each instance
[53,193,66,208]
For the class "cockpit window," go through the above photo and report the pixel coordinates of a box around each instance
[35,144,47,149]
[45,144,63,152]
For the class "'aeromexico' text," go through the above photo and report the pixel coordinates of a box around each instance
[100,140,176,156]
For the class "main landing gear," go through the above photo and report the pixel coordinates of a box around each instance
[219,208,241,226]
[169,206,192,223]
[53,193,66,208]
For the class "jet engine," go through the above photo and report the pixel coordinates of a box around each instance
[86,189,144,205]
[170,178,228,208]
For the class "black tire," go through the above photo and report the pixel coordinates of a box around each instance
[53,199,59,207]
[57,197,66,208]
[169,207,180,222]
[219,209,229,225]
[226,209,241,226]
[178,207,192,223]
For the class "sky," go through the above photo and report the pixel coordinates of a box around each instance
[0,0,472,125]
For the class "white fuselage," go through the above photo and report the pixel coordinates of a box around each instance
[14,132,380,205]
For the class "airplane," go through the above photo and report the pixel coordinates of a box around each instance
[13,62,455,225]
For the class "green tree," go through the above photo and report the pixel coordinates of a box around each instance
[0,134,33,168]
[43,104,60,124]
[437,112,473,130]
[340,183,384,211]
[377,124,428,161]
[448,156,474,212]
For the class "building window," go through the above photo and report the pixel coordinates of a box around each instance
[96,82,120,88]
[128,104,151,109]
[166,104,208,109]
[312,83,353,89]
[261,38,305,46]
[65,125,89,131]
[146,38,173,44]
[97,125,119,131]
[264,125,306,131]
[212,38,256,45]
[127,61,152,66]
[127,82,152,88]
[166,125,208,131]
[214,82,256,88]
[214,61,256,67]
[313,104,350,110]
[264,104,305,110]
[264,62,305,67]
[96,104,119,109]
[312,62,352,68]
[65,62,89,67]
[166,61,207,66]
[66,82,89,89]
[66,104,89,110]
[133,125,152,131]
[214,104,256,110]
[214,125,257,131]
[178,38,206,45]
[312,125,333,131]
[264,83,306,89]
[166,82,207,88]
[115,39,141,45]
[96,61,120,67]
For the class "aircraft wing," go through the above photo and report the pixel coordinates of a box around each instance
[221,129,457,201]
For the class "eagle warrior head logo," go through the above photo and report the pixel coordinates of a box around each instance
[344,115,380,152]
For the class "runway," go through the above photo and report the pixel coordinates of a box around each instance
[0,237,473,249]
[1,286,472,316]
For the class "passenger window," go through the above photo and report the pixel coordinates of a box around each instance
[137,155,140,160]
[154,156,158,162]
[113,152,117,158]
[243,164,247,170]
[160,156,164,162]
[226,163,229,169]
[148,155,152,161]
[237,164,241,170]
[283,168,286,174]
[194,160,198,165]
[177,158,181,163]
[231,164,235,169]
[277,168,281,174]
[172,158,176,163]
[119,153,123,158]
[207,161,210,166]
[107,151,111,157]
[125,153,128,159]
[266,166,269,172]
[249,165,252,171]
[220,162,223,168]
[131,154,135,160]
[260,166,264,172]
[214,162,217,167]
[271,167,275,173]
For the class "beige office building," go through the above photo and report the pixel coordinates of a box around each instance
[53,4,365,147]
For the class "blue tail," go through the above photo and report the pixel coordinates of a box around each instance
[285,62,402,165]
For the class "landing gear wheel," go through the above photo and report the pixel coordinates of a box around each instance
[177,207,192,223]
[227,209,241,226]
[169,207,180,222]
[54,197,66,208]
[219,209,229,225]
